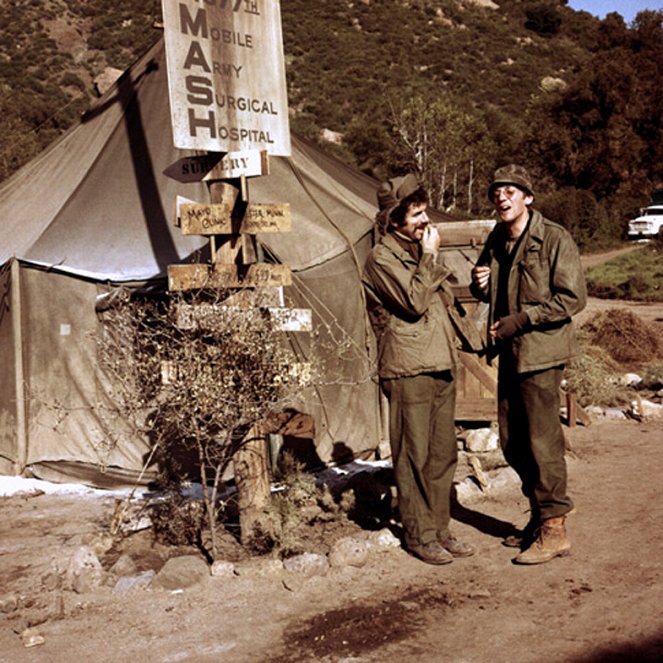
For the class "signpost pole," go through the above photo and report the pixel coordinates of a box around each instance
[161,0,296,545]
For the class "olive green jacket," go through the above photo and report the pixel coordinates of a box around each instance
[362,233,458,379]
[471,209,587,373]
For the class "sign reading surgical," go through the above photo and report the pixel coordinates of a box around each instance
[161,0,291,156]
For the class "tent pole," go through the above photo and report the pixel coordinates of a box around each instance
[11,259,28,475]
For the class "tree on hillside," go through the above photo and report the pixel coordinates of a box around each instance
[527,9,663,202]
[386,95,496,216]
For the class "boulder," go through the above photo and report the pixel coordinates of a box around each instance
[66,546,106,594]
[328,537,370,568]
[465,428,499,453]
[282,552,329,577]
[152,555,209,590]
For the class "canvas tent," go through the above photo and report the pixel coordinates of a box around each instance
[0,38,496,489]
[0,38,404,487]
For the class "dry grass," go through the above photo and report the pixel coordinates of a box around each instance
[580,308,661,366]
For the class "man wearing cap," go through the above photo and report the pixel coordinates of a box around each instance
[362,174,474,565]
[471,164,586,564]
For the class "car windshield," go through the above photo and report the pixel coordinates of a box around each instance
[644,208,663,216]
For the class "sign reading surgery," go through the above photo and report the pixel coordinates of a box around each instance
[162,0,291,155]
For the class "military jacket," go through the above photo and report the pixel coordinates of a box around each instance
[471,209,587,373]
[362,233,458,379]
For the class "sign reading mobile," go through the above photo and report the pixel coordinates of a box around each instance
[161,0,291,156]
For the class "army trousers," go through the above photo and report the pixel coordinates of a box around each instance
[498,355,573,521]
[381,371,457,548]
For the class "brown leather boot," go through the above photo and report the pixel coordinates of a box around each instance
[513,515,571,565]
[502,517,540,549]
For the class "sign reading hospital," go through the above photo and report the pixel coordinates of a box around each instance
[161,0,291,156]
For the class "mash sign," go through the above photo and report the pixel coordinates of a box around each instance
[162,0,291,155]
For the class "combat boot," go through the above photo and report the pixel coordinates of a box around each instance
[513,515,571,565]
[502,517,540,549]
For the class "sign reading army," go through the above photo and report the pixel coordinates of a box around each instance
[162,0,291,156]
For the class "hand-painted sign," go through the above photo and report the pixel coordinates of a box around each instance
[173,195,291,234]
[168,262,292,290]
[161,0,291,155]
[163,150,269,182]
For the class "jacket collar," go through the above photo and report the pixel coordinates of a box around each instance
[382,232,418,264]
[494,209,544,262]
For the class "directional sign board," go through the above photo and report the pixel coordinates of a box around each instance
[174,196,291,235]
[161,0,291,156]
[174,303,312,332]
[168,262,292,291]
[163,150,269,183]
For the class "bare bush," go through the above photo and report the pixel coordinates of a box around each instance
[97,287,314,559]
[95,284,373,559]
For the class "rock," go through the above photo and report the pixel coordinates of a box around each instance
[66,546,106,594]
[93,67,123,96]
[328,537,370,568]
[112,570,155,594]
[152,555,209,590]
[604,408,627,420]
[108,554,138,578]
[585,405,605,417]
[621,373,643,387]
[82,532,115,557]
[282,571,307,593]
[210,560,236,578]
[540,76,567,93]
[40,571,62,591]
[454,477,483,502]
[0,593,19,613]
[282,552,329,578]
[367,528,400,549]
[320,128,343,145]
[465,428,499,453]
[631,399,663,420]
[233,558,283,578]
[487,467,520,492]
[21,627,44,648]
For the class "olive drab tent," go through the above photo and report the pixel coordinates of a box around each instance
[0,38,387,487]
[0,38,496,489]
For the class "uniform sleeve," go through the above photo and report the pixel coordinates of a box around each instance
[524,230,587,326]
[363,251,450,318]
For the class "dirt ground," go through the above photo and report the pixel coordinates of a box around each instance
[1,416,662,663]
[1,251,662,663]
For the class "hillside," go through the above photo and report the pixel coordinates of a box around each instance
[0,0,661,239]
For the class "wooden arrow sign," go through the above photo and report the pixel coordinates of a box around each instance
[163,150,269,183]
[168,263,292,291]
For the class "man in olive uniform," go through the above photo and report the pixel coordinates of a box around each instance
[363,174,474,565]
[471,165,586,564]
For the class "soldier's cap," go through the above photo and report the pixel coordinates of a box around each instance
[376,174,421,231]
[488,164,535,200]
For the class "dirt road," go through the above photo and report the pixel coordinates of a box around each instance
[1,417,662,663]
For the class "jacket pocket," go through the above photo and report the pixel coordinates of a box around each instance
[518,255,550,305]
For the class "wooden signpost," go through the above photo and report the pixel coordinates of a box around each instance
[161,0,302,543]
